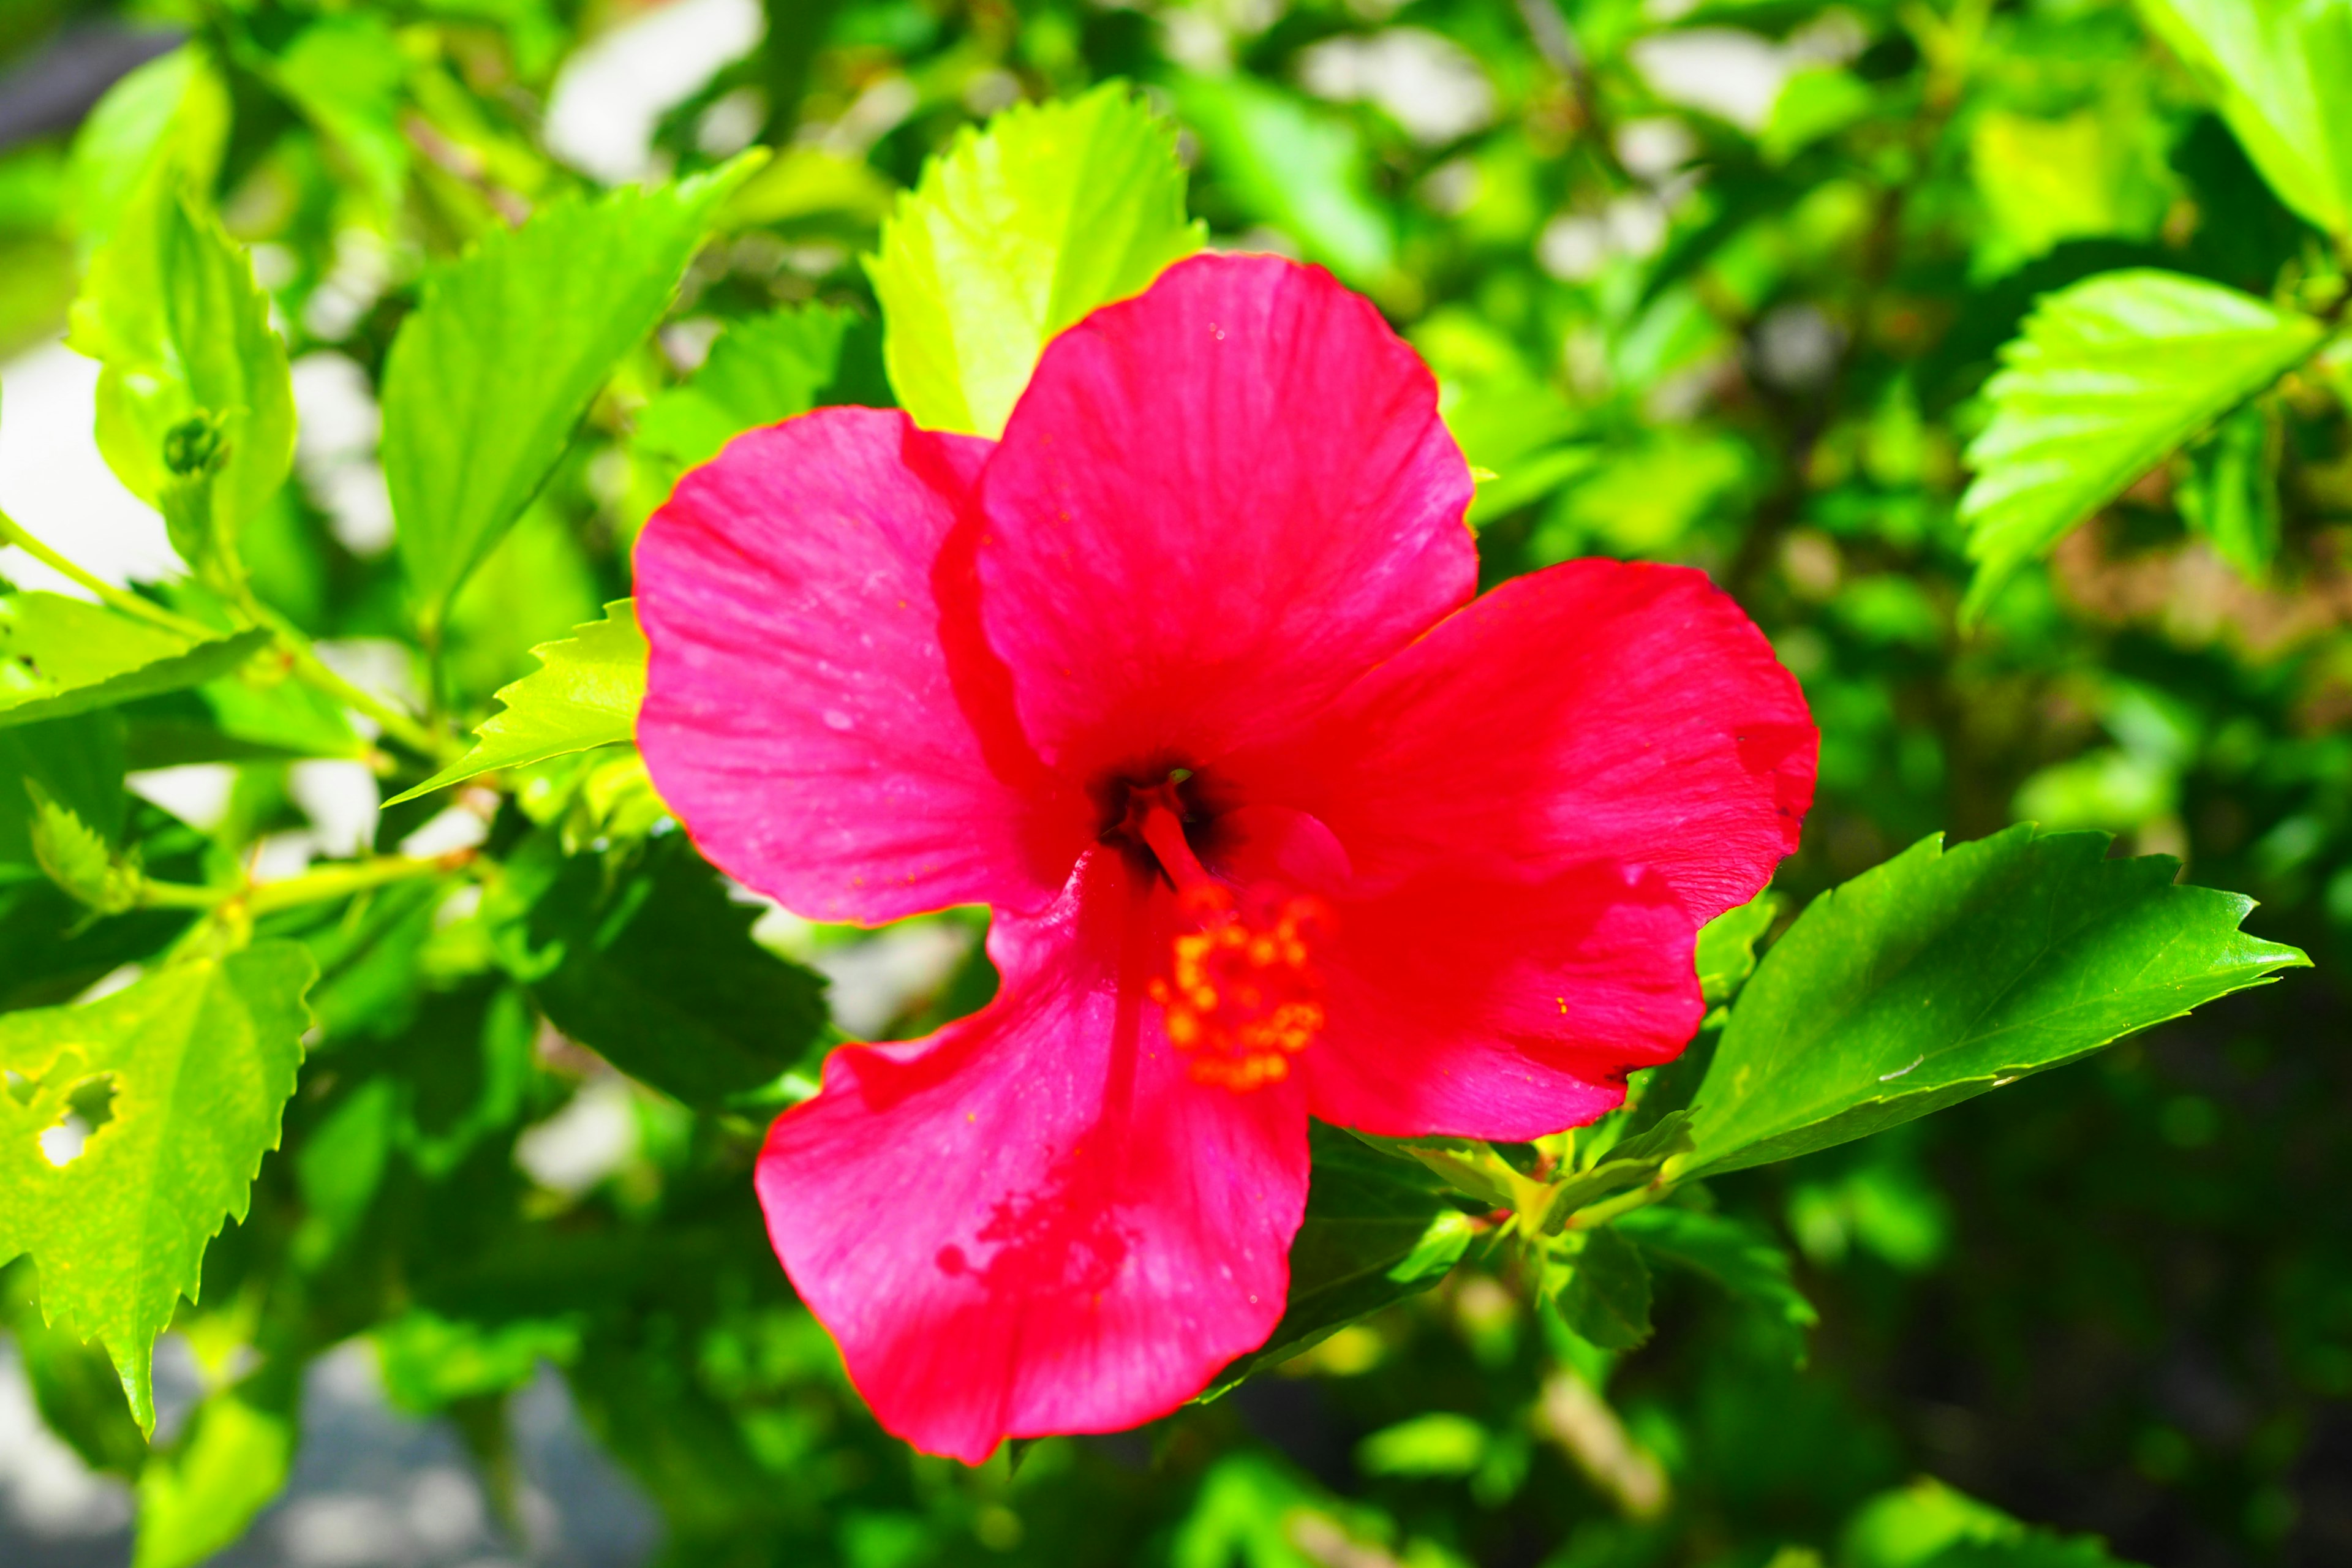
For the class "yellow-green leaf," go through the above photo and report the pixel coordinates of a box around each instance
[0,943,315,1431]
[867,82,1202,438]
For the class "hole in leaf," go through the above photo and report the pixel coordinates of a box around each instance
[39,1074,118,1168]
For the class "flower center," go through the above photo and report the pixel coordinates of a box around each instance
[1124,780,1330,1092]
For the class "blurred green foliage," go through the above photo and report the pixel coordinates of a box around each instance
[0,0,2349,1565]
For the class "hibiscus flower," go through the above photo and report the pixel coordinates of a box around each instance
[635,253,1816,1463]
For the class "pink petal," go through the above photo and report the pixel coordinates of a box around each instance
[636,409,1084,924]
[755,850,1309,1463]
[1306,861,1703,1140]
[973,253,1476,785]
[1231,559,1817,922]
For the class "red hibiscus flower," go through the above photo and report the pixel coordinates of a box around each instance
[635,254,1816,1463]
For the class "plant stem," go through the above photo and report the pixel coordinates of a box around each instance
[0,509,221,641]
[139,850,472,917]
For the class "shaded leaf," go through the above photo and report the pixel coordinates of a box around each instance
[1174,72,1395,290]
[500,833,826,1107]
[867,81,1201,437]
[2176,399,2281,579]
[0,715,125,883]
[1958,270,2321,616]
[386,600,645,805]
[1556,1227,1653,1351]
[383,155,762,625]
[0,941,315,1431]
[1684,827,2307,1178]
[1614,1205,1817,1363]
[1200,1124,1476,1398]
[631,304,877,493]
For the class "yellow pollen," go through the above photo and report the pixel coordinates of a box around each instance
[1150,889,1332,1092]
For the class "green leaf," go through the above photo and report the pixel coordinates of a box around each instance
[0,594,273,729]
[133,1388,297,1568]
[62,47,230,247]
[0,715,126,884]
[1958,270,2322,617]
[0,942,315,1431]
[375,1308,583,1413]
[1536,1111,1694,1231]
[1555,1227,1653,1351]
[2135,0,2352,239]
[1612,1206,1817,1362]
[498,833,826,1107]
[1845,1477,2146,1568]
[631,304,873,486]
[1695,888,1779,1008]
[385,600,646,806]
[1683,827,2309,1179]
[67,179,296,557]
[1172,72,1396,291]
[266,13,410,218]
[1355,1413,1489,1479]
[382,154,763,626]
[1200,1124,1476,1398]
[867,81,1202,438]
[25,780,139,916]
[2176,400,2282,580]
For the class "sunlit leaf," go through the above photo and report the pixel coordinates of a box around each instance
[0,942,315,1431]
[1683,827,2308,1178]
[62,47,230,247]
[385,600,645,805]
[2136,0,2352,239]
[67,179,295,555]
[495,832,826,1107]
[0,594,272,730]
[134,1388,297,1568]
[867,81,1201,437]
[382,154,763,627]
[1958,270,2321,617]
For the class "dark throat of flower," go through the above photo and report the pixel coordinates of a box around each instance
[1121,776,1331,1093]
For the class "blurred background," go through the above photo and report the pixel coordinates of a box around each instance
[1,0,2348,1564]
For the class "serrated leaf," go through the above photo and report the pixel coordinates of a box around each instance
[67,179,295,555]
[1958,270,2322,617]
[0,594,273,729]
[632,304,872,488]
[0,942,315,1431]
[383,154,763,626]
[496,832,826,1107]
[1683,827,2307,1178]
[134,1388,296,1568]
[26,780,138,915]
[1695,888,1779,1008]
[1200,1124,1476,1399]
[2135,0,2352,240]
[386,600,645,806]
[0,715,125,884]
[867,81,1202,438]
[1556,1227,1653,1351]
[2176,400,2282,580]
[1613,1205,1817,1363]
